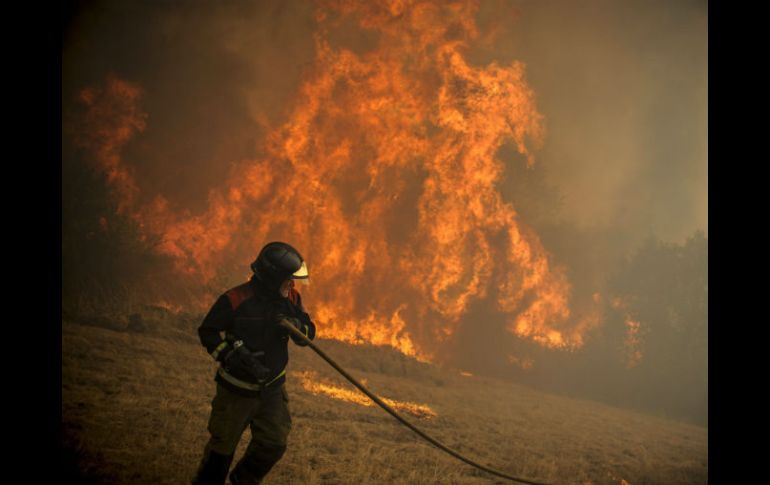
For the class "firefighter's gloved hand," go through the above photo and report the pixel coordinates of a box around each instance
[281,317,305,334]
[223,342,270,382]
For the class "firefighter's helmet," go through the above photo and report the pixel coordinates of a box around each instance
[251,242,309,290]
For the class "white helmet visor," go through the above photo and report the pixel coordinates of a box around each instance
[292,261,309,285]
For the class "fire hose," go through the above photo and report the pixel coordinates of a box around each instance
[279,319,556,485]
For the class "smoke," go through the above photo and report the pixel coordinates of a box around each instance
[63,0,707,423]
[473,0,708,243]
[63,1,317,212]
[63,0,707,262]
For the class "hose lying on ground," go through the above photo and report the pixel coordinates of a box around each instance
[280,319,556,485]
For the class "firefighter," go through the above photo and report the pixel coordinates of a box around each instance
[193,241,316,485]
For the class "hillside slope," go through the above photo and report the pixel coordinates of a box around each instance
[62,315,707,485]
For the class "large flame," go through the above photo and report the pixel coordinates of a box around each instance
[72,0,602,361]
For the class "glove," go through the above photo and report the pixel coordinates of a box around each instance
[274,312,302,331]
[279,316,308,337]
[286,317,304,332]
[223,341,270,382]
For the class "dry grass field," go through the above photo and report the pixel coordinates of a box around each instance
[62,310,707,485]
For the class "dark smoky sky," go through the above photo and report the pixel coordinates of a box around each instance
[63,1,318,213]
[63,0,706,244]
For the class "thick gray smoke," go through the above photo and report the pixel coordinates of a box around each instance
[477,0,707,244]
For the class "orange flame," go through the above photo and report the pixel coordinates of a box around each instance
[75,76,146,215]
[71,1,602,360]
[292,370,436,419]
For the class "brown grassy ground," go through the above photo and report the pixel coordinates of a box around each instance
[62,312,707,485]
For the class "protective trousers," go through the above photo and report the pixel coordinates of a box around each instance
[193,382,292,485]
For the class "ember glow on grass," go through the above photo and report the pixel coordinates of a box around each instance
[292,370,437,419]
[73,0,602,362]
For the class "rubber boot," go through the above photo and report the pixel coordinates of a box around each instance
[192,448,234,485]
[228,443,286,485]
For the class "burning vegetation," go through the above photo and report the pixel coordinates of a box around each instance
[64,0,707,427]
[72,0,602,363]
[292,370,436,419]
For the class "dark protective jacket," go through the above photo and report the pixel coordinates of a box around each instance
[198,275,316,397]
